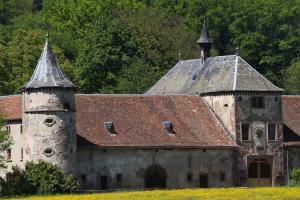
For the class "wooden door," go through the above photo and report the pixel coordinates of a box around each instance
[248,159,272,187]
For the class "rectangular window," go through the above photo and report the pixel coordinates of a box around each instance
[187,173,192,182]
[252,97,264,108]
[268,123,277,141]
[6,126,10,135]
[21,148,23,160]
[7,149,11,161]
[116,174,122,183]
[241,123,250,141]
[20,125,23,134]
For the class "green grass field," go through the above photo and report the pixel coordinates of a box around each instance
[3,188,300,200]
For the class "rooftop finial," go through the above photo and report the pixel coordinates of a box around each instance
[178,50,181,61]
[197,19,213,63]
[46,32,49,44]
[236,44,239,56]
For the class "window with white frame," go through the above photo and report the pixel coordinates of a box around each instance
[267,123,277,141]
[241,123,251,141]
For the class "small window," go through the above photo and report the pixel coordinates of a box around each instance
[268,123,277,141]
[116,173,122,183]
[162,121,175,134]
[274,97,278,102]
[252,97,264,108]
[6,126,10,135]
[80,174,87,184]
[187,173,193,182]
[241,123,250,141]
[238,96,243,101]
[7,149,11,161]
[224,104,228,107]
[20,125,23,134]
[21,148,23,160]
[220,172,226,181]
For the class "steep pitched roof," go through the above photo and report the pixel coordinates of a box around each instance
[23,36,76,90]
[75,94,236,148]
[146,55,284,95]
[282,95,300,136]
[0,95,22,120]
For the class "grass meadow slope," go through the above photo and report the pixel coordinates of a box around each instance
[3,188,300,200]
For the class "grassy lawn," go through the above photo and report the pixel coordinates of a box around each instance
[3,188,300,200]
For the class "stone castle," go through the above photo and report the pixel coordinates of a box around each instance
[1,22,300,189]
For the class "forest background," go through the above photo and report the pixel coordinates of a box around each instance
[0,0,300,95]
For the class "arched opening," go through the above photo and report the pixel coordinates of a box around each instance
[248,158,272,187]
[144,164,167,189]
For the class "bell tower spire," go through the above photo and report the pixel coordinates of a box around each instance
[197,20,213,63]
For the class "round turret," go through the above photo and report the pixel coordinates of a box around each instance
[22,34,77,174]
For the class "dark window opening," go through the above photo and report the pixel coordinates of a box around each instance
[199,174,208,188]
[274,97,278,101]
[248,159,271,179]
[260,162,271,178]
[45,118,54,124]
[20,125,23,134]
[268,123,276,141]
[21,148,23,160]
[187,173,192,182]
[7,149,11,161]
[224,104,228,107]
[238,96,243,101]
[241,123,250,141]
[116,174,122,183]
[202,149,206,153]
[80,174,86,184]
[252,96,264,108]
[64,103,70,110]
[100,176,108,190]
[220,172,226,181]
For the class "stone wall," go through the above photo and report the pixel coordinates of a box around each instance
[76,148,234,189]
[202,95,236,140]
[235,94,284,186]
[0,121,25,176]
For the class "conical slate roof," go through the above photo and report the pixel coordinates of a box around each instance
[23,35,76,90]
[146,55,284,95]
[197,21,213,44]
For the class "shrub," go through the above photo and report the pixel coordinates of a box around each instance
[0,161,78,197]
[290,167,300,186]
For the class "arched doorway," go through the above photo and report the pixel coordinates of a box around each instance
[248,159,272,187]
[144,164,167,189]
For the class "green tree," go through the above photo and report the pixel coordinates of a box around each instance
[284,59,300,94]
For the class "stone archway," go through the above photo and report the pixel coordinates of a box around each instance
[144,164,167,189]
[248,158,272,187]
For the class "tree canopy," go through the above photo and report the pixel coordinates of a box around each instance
[0,0,299,95]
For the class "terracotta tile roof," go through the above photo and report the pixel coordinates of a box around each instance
[75,94,236,148]
[0,94,236,148]
[282,95,300,136]
[0,95,22,120]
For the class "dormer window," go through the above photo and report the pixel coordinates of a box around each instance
[162,121,175,134]
[104,121,116,135]
[252,96,264,108]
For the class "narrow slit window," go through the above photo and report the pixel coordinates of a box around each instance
[7,149,11,161]
[187,173,192,182]
[116,174,122,183]
[241,123,250,141]
[21,148,23,160]
[268,123,276,141]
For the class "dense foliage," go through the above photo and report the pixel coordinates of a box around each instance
[0,0,299,95]
[0,161,77,196]
[290,167,300,186]
[0,114,12,169]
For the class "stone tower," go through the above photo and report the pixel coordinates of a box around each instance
[22,34,77,174]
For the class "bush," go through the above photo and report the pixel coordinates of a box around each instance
[0,161,78,197]
[290,167,300,186]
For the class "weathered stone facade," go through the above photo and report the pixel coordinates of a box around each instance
[22,88,77,174]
